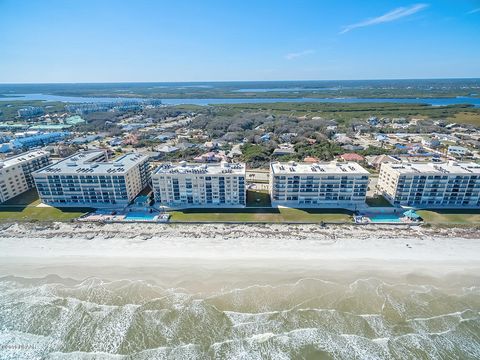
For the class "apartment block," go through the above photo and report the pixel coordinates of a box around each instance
[0,150,51,203]
[152,162,246,207]
[377,162,480,208]
[33,150,150,208]
[269,161,370,208]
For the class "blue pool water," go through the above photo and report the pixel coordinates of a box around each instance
[368,214,403,223]
[124,212,157,221]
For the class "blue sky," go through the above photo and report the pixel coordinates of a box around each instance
[0,0,479,83]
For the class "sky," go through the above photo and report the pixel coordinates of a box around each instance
[0,0,479,83]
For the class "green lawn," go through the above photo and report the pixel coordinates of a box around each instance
[0,190,91,222]
[0,206,91,222]
[169,207,353,223]
[416,209,480,225]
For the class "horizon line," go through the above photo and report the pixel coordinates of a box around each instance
[0,76,479,85]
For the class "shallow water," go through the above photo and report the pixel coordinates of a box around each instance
[0,269,479,359]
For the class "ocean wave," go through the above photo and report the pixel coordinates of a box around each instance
[0,276,479,359]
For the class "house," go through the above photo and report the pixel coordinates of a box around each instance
[338,153,365,162]
[122,134,138,146]
[447,146,470,158]
[176,142,197,151]
[465,140,480,149]
[272,144,295,156]
[11,132,70,149]
[260,134,271,142]
[157,145,179,154]
[71,134,102,145]
[204,141,221,150]
[375,134,389,142]
[279,133,297,143]
[303,156,319,163]
[109,137,123,146]
[122,123,147,131]
[156,132,176,142]
[365,154,401,169]
[194,152,225,162]
[368,116,379,126]
[333,134,353,145]
[422,137,441,148]
[65,115,86,126]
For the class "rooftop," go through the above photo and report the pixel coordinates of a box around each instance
[154,161,245,176]
[339,153,365,162]
[0,150,50,169]
[271,161,370,175]
[35,150,149,175]
[383,161,480,175]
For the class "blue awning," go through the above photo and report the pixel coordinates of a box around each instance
[403,210,421,219]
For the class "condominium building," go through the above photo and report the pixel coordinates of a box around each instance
[269,161,370,208]
[0,150,51,203]
[152,162,246,207]
[33,150,150,208]
[377,162,480,208]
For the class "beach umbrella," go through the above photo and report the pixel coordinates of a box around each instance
[403,209,420,219]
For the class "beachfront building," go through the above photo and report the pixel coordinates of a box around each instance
[377,162,480,208]
[152,162,246,208]
[0,150,51,203]
[269,161,370,208]
[33,150,150,208]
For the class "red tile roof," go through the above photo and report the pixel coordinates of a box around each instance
[339,153,365,162]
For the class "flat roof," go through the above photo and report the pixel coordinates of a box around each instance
[271,161,370,175]
[154,162,245,176]
[35,150,149,175]
[0,150,50,169]
[383,161,480,175]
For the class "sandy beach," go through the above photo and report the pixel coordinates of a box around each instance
[0,222,479,282]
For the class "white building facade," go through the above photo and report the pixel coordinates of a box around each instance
[33,150,150,208]
[377,162,480,208]
[0,150,51,203]
[269,161,370,208]
[152,162,246,208]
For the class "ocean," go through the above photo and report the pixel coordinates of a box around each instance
[0,269,479,359]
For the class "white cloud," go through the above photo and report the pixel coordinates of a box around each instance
[467,8,480,14]
[284,49,315,60]
[340,3,429,34]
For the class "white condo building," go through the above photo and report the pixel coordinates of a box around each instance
[270,161,370,208]
[0,150,51,203]
[152,162,246,207]
[377,162,480,208]
[33,150,150,208]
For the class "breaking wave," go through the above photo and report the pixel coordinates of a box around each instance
[0,276,479,359]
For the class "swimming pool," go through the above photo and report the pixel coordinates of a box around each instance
[124,212,158,221]
[367,214,403,223]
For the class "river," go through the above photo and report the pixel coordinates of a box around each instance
[1,93,480,107]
